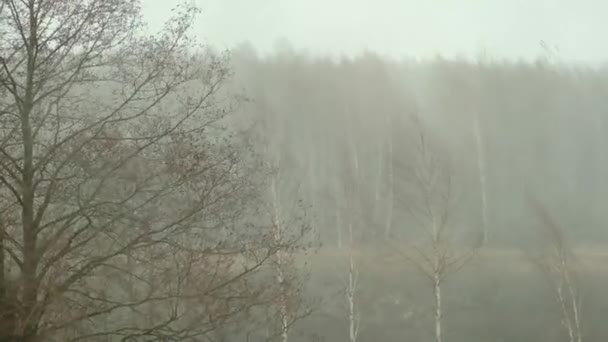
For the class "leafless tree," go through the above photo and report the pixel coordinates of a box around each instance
[528,196,583,342]
[392,117,477,342]
[239,101,317,342]
[345,222,360,342]
[380,114,395,241]
[473,112,488,245]
[263,158,315,342]
[0,0,292,340]
[341,126,362,342]
[472,58,490,247]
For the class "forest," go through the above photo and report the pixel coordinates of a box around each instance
[227,45,608,342]
[0,0,606,341]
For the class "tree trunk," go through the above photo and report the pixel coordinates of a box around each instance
[347,223,358,342]
[336,203,343,249]
[19,45,40,340]
[271,177,289,342]
[433,273,442,342]
[473,114,489,245]
[432,217,443,342]
[384,130,394,240]
[563,260,582,342]
[556,279,575,342]
[0,218,15,340]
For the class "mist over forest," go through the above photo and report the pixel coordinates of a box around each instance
[0,1,607,341]
[223,46,608,341]
[231,45,608,246]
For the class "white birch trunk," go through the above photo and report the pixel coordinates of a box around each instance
[346,127,360,342]
[307,147,318,241]
[433,272,443,342]
[565,272,583,342]
[384,131,394,240]
[350,138,360,179]
[556,278,575,342]
[473,113,489,245]
[374,143,382,204]
[372,143,383,224]
[271,177,289,342]
[347,222,359,342]
[432,216,443,342]
[334,150,343,248]
[336,201,343,249]
[559,253,583,342]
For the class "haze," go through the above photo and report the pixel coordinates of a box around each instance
[2,1,608,341]
[144,0,608,63]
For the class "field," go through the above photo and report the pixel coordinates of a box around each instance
[294,245,608,342]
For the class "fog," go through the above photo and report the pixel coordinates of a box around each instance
[1,0,607,341]
[146,1,608,341]
[144,0,608,64]
[223,49,608,341]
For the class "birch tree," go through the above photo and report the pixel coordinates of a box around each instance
[345,222,359,342]
[473,112,489,245]
[394,118,477,342]
[379,114,395,241]
[472,57,490,246]
[270,169,291,342]
[250,101,316,342]
[264,158,314,342]
[529,197,583,342]
[344,124,362,342]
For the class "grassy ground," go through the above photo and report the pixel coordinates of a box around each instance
[293,244,608,342]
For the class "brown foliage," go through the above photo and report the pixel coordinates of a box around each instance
[0,1,300,340]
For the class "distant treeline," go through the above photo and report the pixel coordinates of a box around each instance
[230,47,608,247]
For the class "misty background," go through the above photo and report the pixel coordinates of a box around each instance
[152,1,608,340]
[144,0,608,64]
[141,0,608,340]
[2,0,606,340]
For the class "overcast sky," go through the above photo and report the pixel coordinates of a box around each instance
[142,0,608,64]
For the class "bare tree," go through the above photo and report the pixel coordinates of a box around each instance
[344,126,362,342]
[324,117,363,342]
[0,1,289,340]
[528,196,583,342]
[264,160,314,342]
[345,222,360,342]
[392,117,477,342]
[473,112,489,245]
[270,173,291,342]
[472,57,490,247]
[333,177,344,249]
[244,102,317,342]
[381,114,395,241]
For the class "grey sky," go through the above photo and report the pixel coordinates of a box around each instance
[142,0,608,64]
